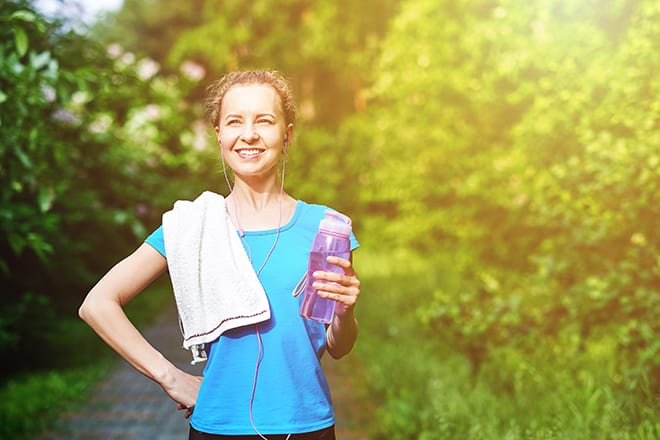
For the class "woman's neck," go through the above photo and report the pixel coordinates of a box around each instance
[226,179,296,231]
[229,176,279,206]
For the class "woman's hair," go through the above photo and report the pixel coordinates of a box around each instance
[205,70,296,128]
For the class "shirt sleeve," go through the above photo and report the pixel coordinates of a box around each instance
[144,225,166,257]
[350,232,360,252]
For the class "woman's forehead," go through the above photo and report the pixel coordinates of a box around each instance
[221,84,283,114]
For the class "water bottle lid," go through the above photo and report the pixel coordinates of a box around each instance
[319,210,352,237]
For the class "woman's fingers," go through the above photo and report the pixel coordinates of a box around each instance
[312,256,360,308]
[176,403,194,419]
[325,256,356,275]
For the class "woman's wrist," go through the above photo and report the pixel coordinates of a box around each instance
[149,354,180,388]
[327,311,358,358]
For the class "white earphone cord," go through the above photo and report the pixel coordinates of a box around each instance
[220,147,291,439]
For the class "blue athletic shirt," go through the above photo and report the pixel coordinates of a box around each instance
[145,200,359,435]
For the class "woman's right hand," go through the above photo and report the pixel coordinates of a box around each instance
[163,369,203,418]
[80,244,204,416]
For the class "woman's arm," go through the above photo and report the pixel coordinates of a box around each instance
[78,243,201,410]
[313,254,361,359]
[326,306,359,359]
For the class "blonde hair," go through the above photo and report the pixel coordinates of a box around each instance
[205,70,296,128]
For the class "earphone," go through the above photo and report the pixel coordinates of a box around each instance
[218,144,291,440]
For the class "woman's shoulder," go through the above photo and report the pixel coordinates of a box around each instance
[296,200,359,247]
[295,200,354,229]
[295,199,345,222]
[296,199,344,215]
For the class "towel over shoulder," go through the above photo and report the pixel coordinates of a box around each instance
[162,191,270,364]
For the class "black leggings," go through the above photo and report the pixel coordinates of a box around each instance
[188,425,336,440]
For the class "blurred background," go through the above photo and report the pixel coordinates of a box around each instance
[1,0,658,438]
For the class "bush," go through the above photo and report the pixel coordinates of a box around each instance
[354,248,660,440]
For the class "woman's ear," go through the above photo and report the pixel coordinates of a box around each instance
[215,126,222,145]
[283,123,294,148]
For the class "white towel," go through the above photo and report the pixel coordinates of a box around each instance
[162,191,270,364]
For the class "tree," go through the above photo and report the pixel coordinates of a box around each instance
[342,0,659,400]
[96,0,401,214]
[0,0,210,375]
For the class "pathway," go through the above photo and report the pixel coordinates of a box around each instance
[37,307,373,439]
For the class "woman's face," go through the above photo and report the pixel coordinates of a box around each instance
[215,84,293,181]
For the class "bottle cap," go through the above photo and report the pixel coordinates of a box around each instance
[319,210,352,237]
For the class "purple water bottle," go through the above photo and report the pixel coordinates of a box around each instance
[300,211,352,323]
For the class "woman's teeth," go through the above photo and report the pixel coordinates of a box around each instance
[238,149,263,158]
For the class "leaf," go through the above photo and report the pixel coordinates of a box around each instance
[13,145,32,168]
[31,51,51,70]
[27,233,54,261]
[0,89,7,104]
[9,10,37,23]
[13,25,29,57]
[7,233,26,255]
[38,187,55,213]
[0,259,9,277]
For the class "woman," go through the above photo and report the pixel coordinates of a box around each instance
[79,70,361,439]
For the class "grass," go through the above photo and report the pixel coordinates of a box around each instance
[352,248,660,440]
[4,248,658,440]
[0,365,108,439]
[0,277,173,440]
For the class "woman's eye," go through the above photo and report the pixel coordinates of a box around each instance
[227,119,241,125]
[257,118,273,125]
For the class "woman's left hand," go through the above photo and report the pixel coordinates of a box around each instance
[312,256,361,316]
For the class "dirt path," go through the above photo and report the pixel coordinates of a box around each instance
[322,353,374,440]
[37,307,373,439]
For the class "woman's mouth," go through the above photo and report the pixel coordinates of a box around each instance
[236,148,265,159]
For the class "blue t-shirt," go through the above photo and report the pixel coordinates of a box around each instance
[145,200,359,435]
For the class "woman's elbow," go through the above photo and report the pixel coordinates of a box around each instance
[78,291,107,324]
[326,338,356,360]
[78,295,95,323]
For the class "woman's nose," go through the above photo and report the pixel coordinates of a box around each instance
[240,124,259,142]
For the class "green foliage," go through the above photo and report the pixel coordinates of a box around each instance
[0,281,172,439]
[0,0,212,376]
[355,249,659,440]
[96,0,401,201]
[1,4,61,264]
[0,366,107,440]
[346,0,659,403]
[2,0,658,437]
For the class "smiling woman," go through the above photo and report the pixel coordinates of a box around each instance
[78,69,362,440]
